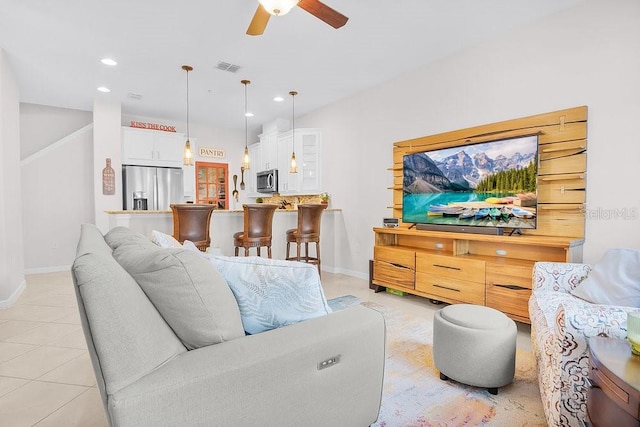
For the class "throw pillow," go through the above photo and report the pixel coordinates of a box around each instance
[209,255,332,334]
[151,230,182,248]
[113,245,245,349]
[571,248,640,306]
[182,240,202,253]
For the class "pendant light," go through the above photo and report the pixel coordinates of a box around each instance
[182,65,193,166]
[241,79,251,170]
[289,90,298,174]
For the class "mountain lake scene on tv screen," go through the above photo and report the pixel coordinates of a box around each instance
[403,135,538,229]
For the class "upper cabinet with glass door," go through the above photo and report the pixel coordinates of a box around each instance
[195,162,228,209]
[277,128,322,194]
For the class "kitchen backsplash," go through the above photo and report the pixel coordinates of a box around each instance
[255,194,327,209]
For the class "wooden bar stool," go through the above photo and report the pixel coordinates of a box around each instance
[286,204,327,274]
[234,204,278,257]
[170,203,215,252]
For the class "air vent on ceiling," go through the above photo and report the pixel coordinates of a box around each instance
[215,61,241,73]
[128,93,143,100]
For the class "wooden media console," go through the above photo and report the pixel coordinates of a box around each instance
[373,106,588,323]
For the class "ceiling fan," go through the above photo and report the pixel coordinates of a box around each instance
[247,0,348,36]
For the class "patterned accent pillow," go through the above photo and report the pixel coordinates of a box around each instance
[151,230,182,248]
[209,255,332,334]
[571,248,640,306]
[182,240,201,252]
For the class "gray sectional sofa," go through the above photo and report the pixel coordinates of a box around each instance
[71,224,386,426]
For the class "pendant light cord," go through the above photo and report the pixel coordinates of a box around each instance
[244,83,248,149]
[242,80,251,150]
[186,69,190,141]
[289,91,297,142]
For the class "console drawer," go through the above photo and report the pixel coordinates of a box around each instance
[374,260,414,289]
[416,253,485,283]
[374,246,415,269]
[486,263,533,290]
[485,283,531,320]
[415,272,485,305]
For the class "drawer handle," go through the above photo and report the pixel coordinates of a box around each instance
[390,262,410,270]
[585,377,599,389]
[433,284,460,292]
[494,284,529,291]
[433,264,461,271]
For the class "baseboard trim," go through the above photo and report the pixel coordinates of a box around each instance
[322,265,368,281]
[24,265,71,275]
[0,279,26,309]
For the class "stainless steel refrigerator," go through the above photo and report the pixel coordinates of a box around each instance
[122,165,184,210]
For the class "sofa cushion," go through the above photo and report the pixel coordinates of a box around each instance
[105,226,157,251]
[72,251,186,394]
[209,255,332,334]
[571,248,640,306]
[113,245,245,349]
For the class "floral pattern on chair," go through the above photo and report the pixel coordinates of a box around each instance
[529,261,632,426]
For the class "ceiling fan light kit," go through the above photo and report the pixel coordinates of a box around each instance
[247,0,348,36]
[258,0,299,16]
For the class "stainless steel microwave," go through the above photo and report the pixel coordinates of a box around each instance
[256,169,278,193]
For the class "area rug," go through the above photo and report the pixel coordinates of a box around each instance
[327,296,546,427]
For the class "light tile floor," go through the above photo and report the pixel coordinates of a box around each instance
[0,270,531,426]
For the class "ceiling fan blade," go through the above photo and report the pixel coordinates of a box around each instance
[247,4,270,36]
[298,0,349,29]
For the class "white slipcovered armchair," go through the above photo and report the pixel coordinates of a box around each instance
[529,261,633,427]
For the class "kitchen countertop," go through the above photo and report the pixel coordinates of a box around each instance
[105,208,341,214]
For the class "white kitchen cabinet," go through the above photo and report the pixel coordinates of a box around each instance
[249,126,322,195]
[277,131,294,193]
[258,131,278,171]
[294,129,322,194]
[122,127,185,167]
[276,128,321,194]
[246,142,261,195]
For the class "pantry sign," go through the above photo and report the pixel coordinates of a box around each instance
[198,147,226,159]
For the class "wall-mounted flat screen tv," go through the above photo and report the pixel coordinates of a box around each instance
[402,135,539,230]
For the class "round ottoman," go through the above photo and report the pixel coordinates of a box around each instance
[433,304,516,395]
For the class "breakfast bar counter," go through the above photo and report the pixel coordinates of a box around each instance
[105,208,343,269]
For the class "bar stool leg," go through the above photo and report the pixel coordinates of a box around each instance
[296,240,301,261]
[235,246,239,256]
[316,242,321,276]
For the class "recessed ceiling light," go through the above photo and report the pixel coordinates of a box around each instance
[273,96,284,102]
[245,112,254,117]
[101,58,117,66]
[97,86,110,93]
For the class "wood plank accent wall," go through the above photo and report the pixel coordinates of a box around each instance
[391,106,587,238]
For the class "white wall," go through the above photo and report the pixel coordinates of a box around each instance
[20,103,92,159]
[21,126,94,272]
[93,100,122,233]
[0,49,25,305]
[298,0,640,276]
